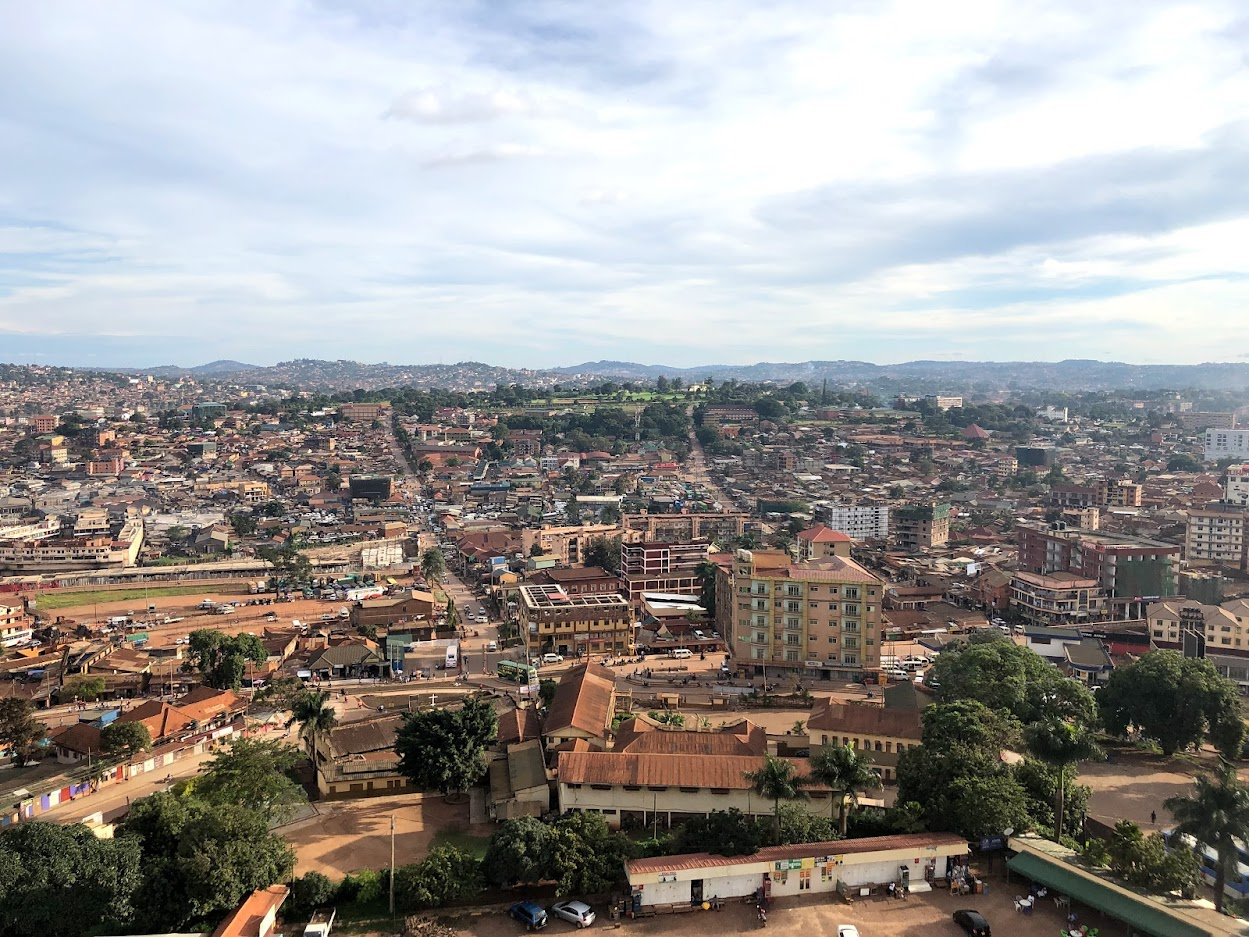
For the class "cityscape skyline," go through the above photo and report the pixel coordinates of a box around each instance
[3,2,1249,367]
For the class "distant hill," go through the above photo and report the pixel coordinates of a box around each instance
[77,357,1249,394]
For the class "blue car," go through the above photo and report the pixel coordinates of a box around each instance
[510,901,548,931]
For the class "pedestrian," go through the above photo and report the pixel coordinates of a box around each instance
[1151,810,1157,825]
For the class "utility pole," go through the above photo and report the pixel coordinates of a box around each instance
[389,814,396,916]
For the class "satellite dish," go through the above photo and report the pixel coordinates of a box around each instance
[1003,827,1015,837]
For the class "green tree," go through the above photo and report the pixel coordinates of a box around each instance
[120,793,295,929]
[395,697,498,798]
[1098,650,1245,757]
[743,754,808,841]
[583,535,622,575]
[1024,718,1101,841]
[101,721,153,755]
[196,738,306,822]
[392,846,482,911]
[185,630,268,690]
[482,816,552,887]
[538,679,557,708]
[61,675,107,702]
[229,513,257,537]
[252,674,308,710]
[420,547,447,584]
[287,691,338,771]
[670,808,762,857]
[896,701,1031,838]
[646,710,686,727]
[929,636,1096,726]
[1013,758,1091,841]
[287,871,336,920]
[0,698,46,765]
[1104,820,1200,898]
[1164,765,1249,912]
[546,812,637,897]
[0,822,143,937]
[809,744,883,836]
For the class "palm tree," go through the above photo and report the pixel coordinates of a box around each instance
[809,745,883,836]
[744,754,808,841]
[1024,718,1101,841]
[1165,765,1249,913]
[287,691,338,773]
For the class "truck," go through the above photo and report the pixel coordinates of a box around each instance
[304,909,336,937]
[345,586,385,601]
[248,580,267,594]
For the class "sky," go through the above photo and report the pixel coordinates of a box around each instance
[2,0,1249,369]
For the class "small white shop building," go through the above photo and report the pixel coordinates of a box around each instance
[625,833,969,909]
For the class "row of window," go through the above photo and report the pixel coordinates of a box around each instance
[820,734,911,754]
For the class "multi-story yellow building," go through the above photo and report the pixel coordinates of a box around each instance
[519,583,633,659]
[725,548,884,682]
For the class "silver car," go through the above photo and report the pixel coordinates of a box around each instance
[551,901,595,928]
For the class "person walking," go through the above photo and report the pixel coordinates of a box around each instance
[1150,810,1157,825]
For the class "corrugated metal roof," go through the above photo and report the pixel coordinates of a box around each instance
[558,752,825,790]
[627,832,968,875]
[807,698,923,740]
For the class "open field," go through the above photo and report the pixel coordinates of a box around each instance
[281,793,491,878]
[33,583,247,611]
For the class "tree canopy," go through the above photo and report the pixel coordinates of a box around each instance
[185,631,268,690]
[583,535,622,575]
[0,822,143,937]
[194,738,307,822]
[0,698,46,765]
[395,696,498,796]
[101,721,153,755]
[119,793,294,930]
[743,754,808,841]
[1164,766,1249,911]
[928,634,1096,725]
[419,547,446,584]
[481,813,637,897]
[1098,650,1245,758]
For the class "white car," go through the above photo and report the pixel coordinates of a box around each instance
[836,927,860,937]
[551,901,595,928]
[542,653,564,665]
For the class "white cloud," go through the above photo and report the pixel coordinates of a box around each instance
[0,0,1247,366]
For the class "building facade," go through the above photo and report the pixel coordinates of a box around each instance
[621,512,753,544]
[1185,503,1249,572]
[618,541,707,608]
[1205,428,1249,462]
[1226,465,1249,506]
[519,584,633,658]
[892,503,950,552]
[812,502,890,541]
[1009,571,1107,625]
[727,549,884,682]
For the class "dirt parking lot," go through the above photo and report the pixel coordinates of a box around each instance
[280,792,491,878]
[451,877,1090,937]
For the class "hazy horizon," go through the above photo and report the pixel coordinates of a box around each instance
[3,2,1249,367]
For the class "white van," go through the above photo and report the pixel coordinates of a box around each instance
[669,648,693,660]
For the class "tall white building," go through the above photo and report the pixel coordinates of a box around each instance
[812,502,890,540]
[1205,429,1249,462]
[1185,503,1249,571]
[1226,465,1249,506]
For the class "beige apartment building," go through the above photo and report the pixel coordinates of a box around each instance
[725,549,884,683]
[519,583,633,659]
[1009,570,1107,625]
[1185,503,1249,572]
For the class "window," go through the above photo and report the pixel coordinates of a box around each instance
[799,869,812,890]
[591,784,612,791]
[647,786,668,792]
[679,786,700,793]
[624,785,641,792]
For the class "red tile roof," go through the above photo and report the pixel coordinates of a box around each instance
[807,698,923,740]
[558,752,825,790]
[544,663,616,738]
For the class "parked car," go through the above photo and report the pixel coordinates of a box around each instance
[542,653,564,665]
[836,927,860,937]
[551,901,595,928]
[509,901,548,931]
[487,640,499,652]
[953,909,991,937]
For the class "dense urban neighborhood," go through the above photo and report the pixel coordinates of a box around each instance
[4,360,1249,937]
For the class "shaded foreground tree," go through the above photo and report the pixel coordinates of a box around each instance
[119,792,294,929]
[287,690,338,770]
[0,822,142,937]
[395,696,498,799]
[481,812,637,897]
[100,721,153,755]
[1024,717,1101,841]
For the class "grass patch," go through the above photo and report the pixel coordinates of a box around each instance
[33,585,233,611]
[430,826,490,859]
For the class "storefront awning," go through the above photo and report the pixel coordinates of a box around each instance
[1006,851,1208,937]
